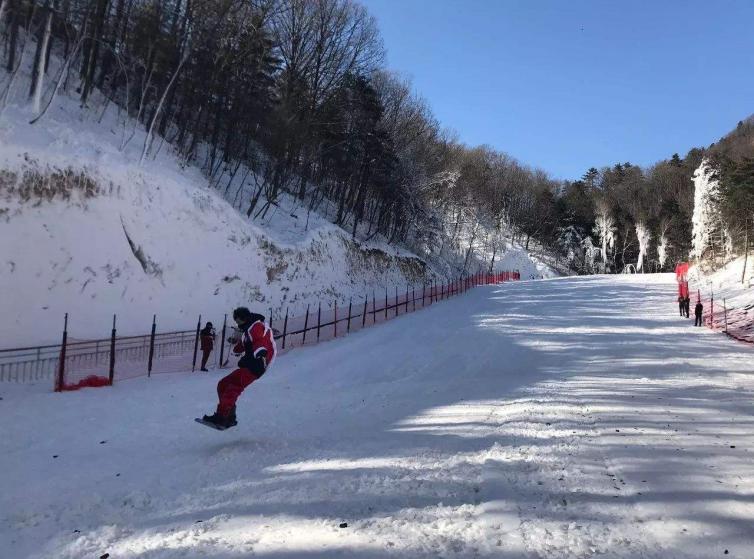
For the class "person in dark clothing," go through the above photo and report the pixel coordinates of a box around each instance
[694,301,704,326]
[199,322,216,371]
[202,307,277,429]
[683,297,691,318]
[678,296,685,316]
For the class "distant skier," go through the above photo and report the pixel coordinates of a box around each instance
[683,297,691,318]
[694,301,704,327]
[678,296,685,316]
[201,307,276,429]
[199,322,216,372]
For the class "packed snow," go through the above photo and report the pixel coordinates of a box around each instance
[2,274,753,558]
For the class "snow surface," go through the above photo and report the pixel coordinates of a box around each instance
[689,256,753,305]
[2,274,753,558]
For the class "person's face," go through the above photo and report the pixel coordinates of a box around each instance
[234,316,244,327]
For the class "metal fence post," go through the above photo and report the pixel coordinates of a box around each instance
[55,313,68,392]
[302,304,310,344]
[395,286,399,317]
[282,308,289,349]
[191,314,201,372]
[362,295,368,328]
[219,314,227,366]
[147,314,156,377]
[412,287,416,312]
[384,287,388,319]
[334,300,338,338]
[347,298,353,334]
[108,314,117,385]
[317,301,322,341]
[372,291,376,323]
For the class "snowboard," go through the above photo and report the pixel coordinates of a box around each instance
[194,417,236,431]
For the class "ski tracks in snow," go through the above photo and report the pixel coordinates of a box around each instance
[4,274,754,558]
[478,385,654,559]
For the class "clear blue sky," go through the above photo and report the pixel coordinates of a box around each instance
[360,0,754,181]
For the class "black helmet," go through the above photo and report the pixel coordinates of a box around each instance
[206,321,213,328]
[233,307,252,321]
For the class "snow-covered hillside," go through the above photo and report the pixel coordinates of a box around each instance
[0,63,552,347]
[688,255,753,333]
[2,275,753,558]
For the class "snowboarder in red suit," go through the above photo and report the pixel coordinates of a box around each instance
[199,322,215,371]
[202,307,277,428]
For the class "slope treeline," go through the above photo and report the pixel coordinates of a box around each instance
[1,0,751,276]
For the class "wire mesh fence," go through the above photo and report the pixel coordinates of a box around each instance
[698,296,754,344]
[0,271,520,390]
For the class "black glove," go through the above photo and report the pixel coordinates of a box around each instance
[256,348,268,369]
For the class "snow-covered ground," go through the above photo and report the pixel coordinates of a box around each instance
[2,274,753,558]
[687,256,754,342]
[689,256,753,308]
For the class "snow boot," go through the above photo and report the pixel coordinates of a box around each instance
[202,411,236,429]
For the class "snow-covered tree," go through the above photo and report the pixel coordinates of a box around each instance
[657,218,671,269]
[593,200,615,273]
[582,236,600,274]
[635,221,651,272]
[691,159,731,265]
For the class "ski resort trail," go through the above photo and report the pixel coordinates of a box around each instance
[2,274,753,558]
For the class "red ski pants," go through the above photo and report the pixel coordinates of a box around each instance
[216,367,259,416]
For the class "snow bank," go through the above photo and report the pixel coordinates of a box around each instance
[0,72,431,347]
[688,255,753,310]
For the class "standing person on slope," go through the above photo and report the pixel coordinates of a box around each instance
[694,301,704,327]
[199,321,216,371]
[202,307,276,429]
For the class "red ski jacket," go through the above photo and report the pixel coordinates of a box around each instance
[233,316,276,375]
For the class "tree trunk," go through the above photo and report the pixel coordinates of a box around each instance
[30,35,83,125]
[0,0,8,30]
[81,0,109,105]
[140,50,189,165]
[6,0,19,73]
[31,4,53,115]
[742,217,750,284]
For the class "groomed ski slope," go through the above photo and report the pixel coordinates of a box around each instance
[2,274,753,558]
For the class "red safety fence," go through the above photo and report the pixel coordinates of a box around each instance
[0,271,521,390]
[678,263,754,345]
[694,292,754,345]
